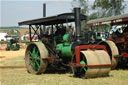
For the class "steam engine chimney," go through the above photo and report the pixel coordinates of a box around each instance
[43,3,46,17]
[74,8,82,43]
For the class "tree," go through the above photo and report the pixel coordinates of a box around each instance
[92,0,126,17]
[72,0,89,32]
[72,0,89,15]
[10,29,20,36]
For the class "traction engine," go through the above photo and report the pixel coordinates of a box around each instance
[19,8,113,78]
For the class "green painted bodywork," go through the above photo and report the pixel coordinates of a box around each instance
[56,33,72,57]
[63,32,71,42]
[63,34,69,42]
[56,42,72,57]
[56,43,63,51]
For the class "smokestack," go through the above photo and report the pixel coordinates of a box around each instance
[42,3,46,34]
[74,8,81,43]
[43,3,46,17]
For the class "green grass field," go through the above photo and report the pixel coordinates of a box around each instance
[0,56,128,85]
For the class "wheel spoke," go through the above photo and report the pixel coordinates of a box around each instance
[35,61,40,69]
[35,50,39,56]
[29,51,33,57]
[34,50,40,60]
[35,57,40,60]
[33,62,36,70]
[32,47,36,54]
[29,60,33,65]
[29,46,40,71]
[29,57,33,59]
[80,60,87,72]
[80,66,87,72]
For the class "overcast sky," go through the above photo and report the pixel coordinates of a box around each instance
[0,0,128,27]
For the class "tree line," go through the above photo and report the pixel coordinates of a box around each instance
[72,0,126,32]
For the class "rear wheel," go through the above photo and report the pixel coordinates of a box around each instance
[98,40,119,69]
[25,42,48,74]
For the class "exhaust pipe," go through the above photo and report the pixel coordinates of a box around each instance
[74,8,82,43]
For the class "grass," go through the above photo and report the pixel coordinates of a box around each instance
[0,69,128,85]
[0,56,128,85]
[0,56,25,66]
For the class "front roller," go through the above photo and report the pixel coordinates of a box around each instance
[72,45,112,78]
[81,50,111,78]
[25,42,48,74]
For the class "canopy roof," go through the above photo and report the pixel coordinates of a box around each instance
[87,13,128,26]
[19,13,86,26]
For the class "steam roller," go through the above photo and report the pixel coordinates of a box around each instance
[19,7,112,79]
[25,42,112,78]
[98,40,119,69]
